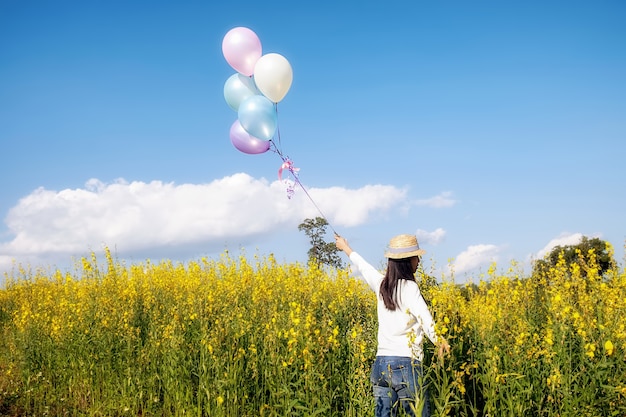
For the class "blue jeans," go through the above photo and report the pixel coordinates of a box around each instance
[370,356,430,417]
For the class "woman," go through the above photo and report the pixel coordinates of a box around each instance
[335,233,450,417]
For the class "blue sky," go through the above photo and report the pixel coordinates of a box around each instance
[1,0,625,283]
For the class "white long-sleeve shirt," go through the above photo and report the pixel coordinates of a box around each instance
[349,251,438,360]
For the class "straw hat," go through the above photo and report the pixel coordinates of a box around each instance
[384,234,426,259]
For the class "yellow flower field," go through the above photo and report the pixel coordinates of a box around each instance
[1,246,625,416]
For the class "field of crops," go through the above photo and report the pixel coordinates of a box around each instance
[1,246,625,416]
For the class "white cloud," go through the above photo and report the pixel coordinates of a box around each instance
[313,184,407,226]
[416,228,446,245]
[534,232,584,259]
[0,175,406,269]
[0,257,15,275]
[449,244,501,275]
[413,191,456,208]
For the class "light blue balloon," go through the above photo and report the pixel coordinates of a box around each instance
[238,95,277,141]
[223,73,260,112]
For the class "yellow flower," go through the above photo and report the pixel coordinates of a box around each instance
[544,333,553,346]
[605,340,614,356]
[217,395,224,405]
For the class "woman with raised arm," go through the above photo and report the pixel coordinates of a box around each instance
[335,233,450,417]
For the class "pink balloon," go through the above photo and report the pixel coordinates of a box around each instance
[222,27,262,76]
[229,120,271,154]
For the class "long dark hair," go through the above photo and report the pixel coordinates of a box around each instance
[380,257,418,311]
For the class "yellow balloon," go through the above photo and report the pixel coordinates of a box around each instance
[253,53,293,103]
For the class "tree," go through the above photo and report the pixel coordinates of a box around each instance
[298,217,344,269]
[532,236,615,279]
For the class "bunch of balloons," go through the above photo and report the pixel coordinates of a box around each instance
[221,27,334,227]
[222,27,293,154]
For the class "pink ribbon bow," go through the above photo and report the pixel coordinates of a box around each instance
[278,159,300,199]
[278,159,300,181]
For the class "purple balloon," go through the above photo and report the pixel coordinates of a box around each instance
[229,120,271,154]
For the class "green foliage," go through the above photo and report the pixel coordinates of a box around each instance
[533,236,615,279]
[297,217,344,269]
[0,251,375,416]
[1,248,625,416]
[416,269,438,305]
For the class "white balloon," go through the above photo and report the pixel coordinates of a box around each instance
[253,53,293,103]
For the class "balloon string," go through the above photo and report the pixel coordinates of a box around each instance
[270,104,338,236]
[273,103,284,155]
[269,139,338,236]
[293,175,338,236]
